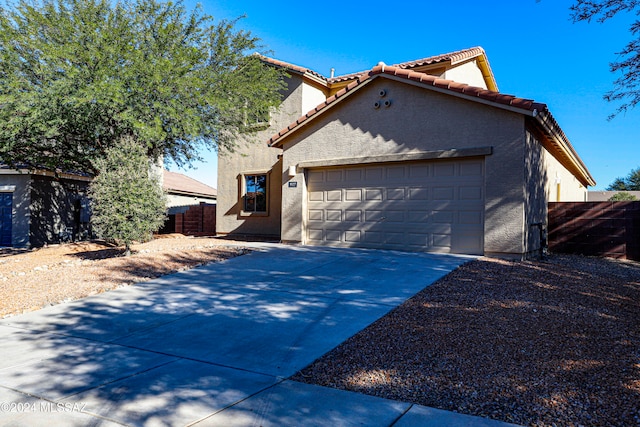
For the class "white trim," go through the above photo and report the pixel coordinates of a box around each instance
[0,185,16,192]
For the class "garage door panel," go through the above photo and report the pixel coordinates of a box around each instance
[365,189,383,200]
[309,190,324,201]
[407,233,428,246]
[344,230,361,242]
[325,229,342,241]
[344,210,362,222]
[386,188,405,200]
[408,188,429,200]
[432,233,452,248]
[433,187,455,200]
[365,210,385,222]
[326,170,343,182]
[308,210,323,221]
[365,168,384,180]
[431,210,454,224]
[459,186,483,200]
[345,189,362,201]
[460,211,483,225]
[408,211,430,222]
[434,163,455,177]
[345,169,362,181]
[305,159,484,254]
[308,171,324,183]
[326,210,342,221]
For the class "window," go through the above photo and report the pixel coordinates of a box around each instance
[243,174,267,213]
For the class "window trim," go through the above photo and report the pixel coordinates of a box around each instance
[239,171,270,217]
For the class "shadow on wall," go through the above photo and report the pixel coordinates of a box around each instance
[29,175,92,247]
[524,128,550,257]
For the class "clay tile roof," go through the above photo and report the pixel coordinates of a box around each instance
[328,70,368,83]
[254,53,327,82]
[268,64,547,148]
[163,170,217,198]
[394,46,487,69]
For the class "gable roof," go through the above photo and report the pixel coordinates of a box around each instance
[267,63,596,188]
[256,46,498,91]
[163,170,217,198]
[393,46,498,92]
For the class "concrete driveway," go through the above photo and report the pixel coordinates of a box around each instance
[0,244,517,426]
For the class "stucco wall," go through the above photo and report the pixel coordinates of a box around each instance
[524,130,548,256]
[217,73,324,237]
[280,77,529,256]
[442,60,488,89]
[0,173,31,247]
[542,147,587,202]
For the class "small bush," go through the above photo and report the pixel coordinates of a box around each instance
[90,136,167,255]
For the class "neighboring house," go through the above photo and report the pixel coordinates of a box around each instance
[588,191,640,201]
[160,169,217,236]
[0,166,91,248]
[163,169,217,209]
[218,46,596,258]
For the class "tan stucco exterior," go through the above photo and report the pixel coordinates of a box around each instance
[217,49,594,258]
[216,74,326,237]
[279,77,531,256]
[441,60,488,90]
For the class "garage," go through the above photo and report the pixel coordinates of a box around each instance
[305,158,485,254]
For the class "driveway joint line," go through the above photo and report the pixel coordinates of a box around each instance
[389,403,414,426]
[184,378,288,427]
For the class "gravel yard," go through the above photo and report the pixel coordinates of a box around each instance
[0,236,247,317]
[292,254,640,427]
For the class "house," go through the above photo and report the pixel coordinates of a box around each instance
[160,169,217,236]
[216,47,595,258]
[163,169,217,208]
[0,166,92,248]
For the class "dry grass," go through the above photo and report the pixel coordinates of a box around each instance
[292,254,640,427]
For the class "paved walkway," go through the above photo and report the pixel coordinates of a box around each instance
[0,244,519,426]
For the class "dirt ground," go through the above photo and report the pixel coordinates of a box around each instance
[0,235,247,317]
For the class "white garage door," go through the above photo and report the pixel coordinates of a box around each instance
[305,158,484,254]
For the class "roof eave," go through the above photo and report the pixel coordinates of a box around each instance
[165,188,217,199]
[532,110,596,188]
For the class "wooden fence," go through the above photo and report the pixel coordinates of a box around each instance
[548,201,640,261]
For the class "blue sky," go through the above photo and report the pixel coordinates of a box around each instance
[171,0,639,190]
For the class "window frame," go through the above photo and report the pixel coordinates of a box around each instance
[240,171,270,217]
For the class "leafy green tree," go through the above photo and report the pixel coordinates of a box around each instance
[608,191,638,201]
[570,1,640,117]
[606,166,640,190]
[90,136,166,256]
[0,0,285,173]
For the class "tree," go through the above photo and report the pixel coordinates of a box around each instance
[570,1,640,118]
[90,136,166,255]
[0,0,285,173]
[606,166,640,190]
[608,191,638,200]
